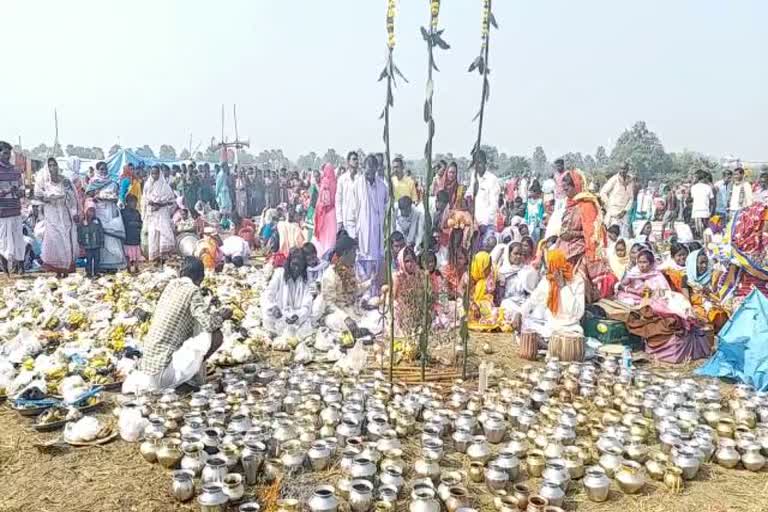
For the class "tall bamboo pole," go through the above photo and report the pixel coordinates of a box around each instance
[462,0,497,379]
[419,0,450,381]
[380,0,406,382]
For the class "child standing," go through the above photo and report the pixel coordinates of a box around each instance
[524,180,545,243]
[78,201,104,278]
[122,194,144,274]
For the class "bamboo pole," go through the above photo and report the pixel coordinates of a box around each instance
[381,0,400,382]
[419,0,450,381]
[462,0,496,379]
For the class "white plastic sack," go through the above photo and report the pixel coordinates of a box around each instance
[60,375,87,403]
[334,341,367,374]
[294,342,314,364]
[65,416,101,442]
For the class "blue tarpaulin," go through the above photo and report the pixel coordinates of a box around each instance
[104,149,185,180]
[696,289,768,390]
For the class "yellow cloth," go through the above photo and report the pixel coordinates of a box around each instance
[391,175,418,203]
[471,251,493,305]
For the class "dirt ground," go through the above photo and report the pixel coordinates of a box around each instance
[1,334,767,512]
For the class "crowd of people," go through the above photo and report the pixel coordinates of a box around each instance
[3,138,768,365]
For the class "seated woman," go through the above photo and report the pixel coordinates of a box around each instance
[686,248,728,333]
[511,248,585,339]
[261,247,314,337]
[467,251,502,332]
[633,220,657,247]
[422,251,456,330]
[608,238,629,280]
[497,242,540,321]
[617,248,710,363]
[442,245,469,300]
[392,247,426,337]
[659,243,689,293]
[195,227,223,272]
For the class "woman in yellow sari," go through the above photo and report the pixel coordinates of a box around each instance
[686,249,728,333]
[468,251,503,331]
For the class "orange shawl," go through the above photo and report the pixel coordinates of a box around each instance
[546,248,574,315]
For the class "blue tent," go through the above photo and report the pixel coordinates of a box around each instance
[696,289,768,390]
[105,149,185,180]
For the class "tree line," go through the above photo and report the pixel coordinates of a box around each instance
[15,120,723,185]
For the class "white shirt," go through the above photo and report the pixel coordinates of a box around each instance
[600,174,633,219]
[335,171,361,237]
[519,275,585,338]
[221,235,251,260]
[394,207,424,251]
[689,182,714,219]
[729,182,753,211]
[466,171,501,226]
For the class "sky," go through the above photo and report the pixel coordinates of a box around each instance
[2,0,766,162]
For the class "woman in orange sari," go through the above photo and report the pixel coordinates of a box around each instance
[556,170,616,301]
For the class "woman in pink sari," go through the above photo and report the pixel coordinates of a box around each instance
[313,163,337,257]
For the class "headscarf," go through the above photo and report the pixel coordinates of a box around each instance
[686,248,711,288]
[708,215,724,234]
[545,248,574,315]
[607,238,629,279]
[566,169,605,259]
[497,243,522,282]
[85,165,113,194]
[470,251,494,306]
[142,173,175,217]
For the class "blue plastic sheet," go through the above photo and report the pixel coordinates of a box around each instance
[696,289,768,390]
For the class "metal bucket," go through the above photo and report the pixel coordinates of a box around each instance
[176,232,200,258]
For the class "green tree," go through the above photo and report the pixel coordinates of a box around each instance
[108,144,122,157]
[610,121,672,184]
[321,148,342,167]
[560,152,585,171]
[669,151,723,181]
[595,145,609,167]
[134,145,156,159]
[237,150,255,165]
[158,144,177,160]
[92,147,105,160]
[502,156,531,177]
[531,146,547,176]
[296,151,320,171]
[583,154,596,172]
[479,145,499,167]
[179,148,191,160]
[30,144,49,160]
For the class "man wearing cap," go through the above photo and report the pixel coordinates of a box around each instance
[600,162,634,235]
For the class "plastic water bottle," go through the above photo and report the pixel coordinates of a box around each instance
[622,347,633,373]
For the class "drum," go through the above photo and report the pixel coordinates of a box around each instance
[549,334,585,362]
[519,331,540,361]
[176,232,200,258]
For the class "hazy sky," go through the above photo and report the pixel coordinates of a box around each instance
[3,0,766,161]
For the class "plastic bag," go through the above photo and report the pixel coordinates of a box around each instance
[65,416,101,443]
[314,328,336,352]
[334,341,367,374]
[60,375,87,403]
[294,342,314,364]
[118,403,148,442]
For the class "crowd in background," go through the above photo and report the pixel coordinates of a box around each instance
[3,138,768,365]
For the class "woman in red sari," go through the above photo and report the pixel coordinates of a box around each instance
[313,163,337,258]
[556,170,616,302]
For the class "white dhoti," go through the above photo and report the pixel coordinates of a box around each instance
[0,216,25,262]
[122,332,211,394]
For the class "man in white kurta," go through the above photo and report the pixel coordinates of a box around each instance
[513,271,585,339]
[600,164,634,233]
[261,248,314,337]
[335,152,361,238]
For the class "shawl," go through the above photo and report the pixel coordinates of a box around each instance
[686,249,711,288]
[564,169,604,259]
[545,248,574,315]
[314,163,337,233]
[85,168,113,194]
[607,239,629,279]
[142,174,175,216]
[470,251,495,306]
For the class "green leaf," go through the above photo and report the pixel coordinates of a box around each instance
[478,57,485,75]
[379,107,386,120]
[490,12,499,29]
[484,79,490,102]
[378,66,389,82]
[472,109,481,122]
[423,100,431,123]
[420,26,430,41]
[435,35,450,50]
[426,78,434,100]
[393,64,409,84]
[468,56,481,73]
[432,60,441,72]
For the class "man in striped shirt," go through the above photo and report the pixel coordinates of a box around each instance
[0,141,25,274]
